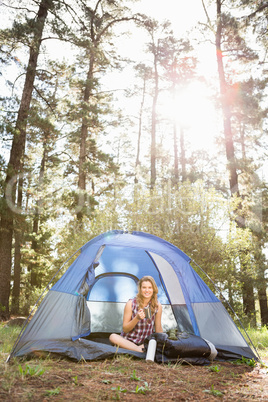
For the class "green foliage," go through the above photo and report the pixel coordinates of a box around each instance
[241,357,257,367]
[111,385,127,393]
[132,382,151,394]
[110,374,150,396]
[240,325,268,355]
[232,356,257,367]
[18,285,47,317]
[208,365,220,373]
[0,324,21,354]
[251,326,268,349]
[18,363,45,378]
[45,387,61,396]
[130,369,141,381]
[220,12,258,62]
[0,304,6,313]
[203,384,223,397]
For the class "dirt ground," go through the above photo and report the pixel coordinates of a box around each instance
[1,353,268,401]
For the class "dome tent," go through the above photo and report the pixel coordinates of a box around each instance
[9,230,257,363]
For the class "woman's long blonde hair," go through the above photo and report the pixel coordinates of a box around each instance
[136,276,158,314]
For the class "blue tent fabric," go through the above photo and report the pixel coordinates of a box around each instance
[52,246,98,294]
[9,230,257,362]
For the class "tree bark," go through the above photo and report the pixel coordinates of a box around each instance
[135,71,147,184]
[173,122,179,183]
[150,42,159,190]
[77,53,95,221]
[216,0,239,196]
[171,79,179,184]
[0,0,52,320]
[11,175,24,315]
[179,126,186,182]
[30,141,47,288]
[241,279,256,325]
[75,3,136,219]
[215,0,256,322]
[255,245,268,325]
[258,285,268,326]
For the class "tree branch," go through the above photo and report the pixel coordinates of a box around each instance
[96,15,142,42]
[33,85,56,115]
[1,1,35,14]
[54,150,78,165]
[246,2,268,19]
[201,0,216,34]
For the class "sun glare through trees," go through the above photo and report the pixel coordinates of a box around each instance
[156,81,219,151]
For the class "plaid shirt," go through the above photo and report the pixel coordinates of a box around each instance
[121,298,158,345]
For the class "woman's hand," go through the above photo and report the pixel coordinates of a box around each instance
[136,308,145,321]
[122,300,142,333]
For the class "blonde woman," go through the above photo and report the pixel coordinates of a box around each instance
[109,276,163,352]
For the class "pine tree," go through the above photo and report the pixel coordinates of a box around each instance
[0,0,54,319]
[63,0,135,221]
[201,0,266,324]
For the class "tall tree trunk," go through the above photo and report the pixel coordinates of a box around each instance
[215,0,256,323]
[258,285,268,326]
[76,2,134,218]
[135,72,146,184]
[30,211,39,287]
[216,0,239,196]
[0,0,52,319]
[77,46,95,220]
[171,81,179,184]
[30,142,47,288]
[173,122,179,183]
[11,175,24,315]
[150,43,159,190]
[255,244,268,325]
[227,279,234,310]
[180,126,186,182]
[241,278,256,325]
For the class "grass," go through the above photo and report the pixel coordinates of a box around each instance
[240,325,268,361]
[0,322,267,401]
[0,325,21,355]
[247,325,268,349]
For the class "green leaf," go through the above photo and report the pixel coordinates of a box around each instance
[203,384,223,397]
[45,387,61,396]
[130,369,141,381]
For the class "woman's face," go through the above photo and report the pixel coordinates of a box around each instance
[140,280,153,300]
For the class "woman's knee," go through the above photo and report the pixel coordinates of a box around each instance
[109,333,118,344]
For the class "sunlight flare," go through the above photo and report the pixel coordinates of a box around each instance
[157,81,219,150]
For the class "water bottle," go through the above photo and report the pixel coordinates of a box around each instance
[146,339,157,362]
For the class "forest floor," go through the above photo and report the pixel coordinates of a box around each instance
[1,351,268,400]
[1,322,268,401]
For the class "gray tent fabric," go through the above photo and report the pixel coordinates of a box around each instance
[13,337,144,361]
[9,231,258,363]
[14,292,88,342]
